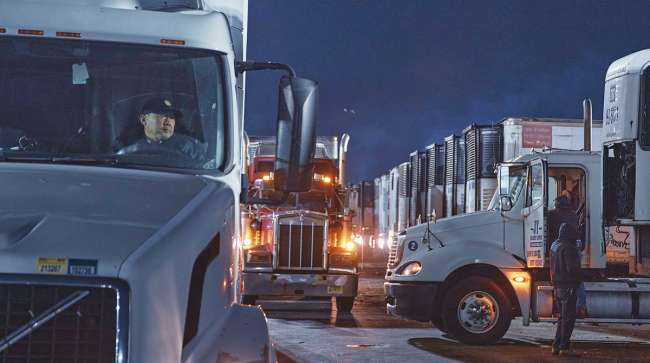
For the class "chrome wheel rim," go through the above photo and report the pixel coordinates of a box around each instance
[457,291,499,334]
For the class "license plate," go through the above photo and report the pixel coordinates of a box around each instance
[327,285,343,295]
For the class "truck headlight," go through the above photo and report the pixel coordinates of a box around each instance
[399,261,422,276]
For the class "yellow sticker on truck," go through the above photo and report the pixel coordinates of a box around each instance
[36,258,98,275]
[36,257,68,274]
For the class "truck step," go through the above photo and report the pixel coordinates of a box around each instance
[538,317,650,324]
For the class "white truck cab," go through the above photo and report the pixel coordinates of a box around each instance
[386,147,650,344]
[0,0,319,361]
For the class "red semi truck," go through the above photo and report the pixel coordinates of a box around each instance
[241,134,359,312]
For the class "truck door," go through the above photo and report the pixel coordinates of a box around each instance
[522,159,547,268]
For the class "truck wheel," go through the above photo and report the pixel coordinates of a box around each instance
[441,276,511,345]
[242,295,257,305]
[336,297,355,313]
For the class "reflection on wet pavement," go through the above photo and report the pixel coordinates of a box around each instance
[269,276,650,363]
[265,299,361,328]
[409,337,650,363]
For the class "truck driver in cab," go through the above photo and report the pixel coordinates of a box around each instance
[118,97,206,161]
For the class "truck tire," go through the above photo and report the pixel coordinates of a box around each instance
[441,276,511,345]
[431,313,448,334]
[336,297,355,313]
[242,295,257,305]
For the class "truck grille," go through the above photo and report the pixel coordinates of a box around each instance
[276,215,327,270]
[0,278,126,363]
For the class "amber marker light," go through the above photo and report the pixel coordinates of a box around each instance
[512,276,527,283]
[56,31,81,38]
[18,29,44,36]
[161,39,185,45]
[0,28,6,34]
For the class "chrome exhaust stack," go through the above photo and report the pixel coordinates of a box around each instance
[583,98,592,151]
[338,133,350,186]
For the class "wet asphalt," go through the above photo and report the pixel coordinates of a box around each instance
[266,271,650,363]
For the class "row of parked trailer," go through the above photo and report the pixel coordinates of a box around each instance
[348,116,605,253]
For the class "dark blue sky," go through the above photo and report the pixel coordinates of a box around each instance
[244,0,650,183]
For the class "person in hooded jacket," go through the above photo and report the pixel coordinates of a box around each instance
[550,222,583,356]
[549,195,588,317]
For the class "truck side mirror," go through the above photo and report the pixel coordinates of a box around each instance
[274,76,318,192]
[500,196,513,211]
[498,166,510,196]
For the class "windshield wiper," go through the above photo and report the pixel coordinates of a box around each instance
[50,156,120,166]
[0,154,120,166]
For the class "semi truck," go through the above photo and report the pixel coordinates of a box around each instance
[0,0,320,361]
[385,57,649,345]
[602,49,650,275]
[241,135,359,312]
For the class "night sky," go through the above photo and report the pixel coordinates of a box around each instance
[244,0,650,183]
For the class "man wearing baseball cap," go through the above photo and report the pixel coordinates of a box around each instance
[118,97,206,161]
[139,97,182,143]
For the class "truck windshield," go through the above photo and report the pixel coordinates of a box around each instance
[0,36,226,171]
[488,165,527,210]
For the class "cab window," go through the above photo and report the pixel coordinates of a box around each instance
[641,68,650,149]
[547,168,585,212]
[548,177,558,209]
[526,162,544,207]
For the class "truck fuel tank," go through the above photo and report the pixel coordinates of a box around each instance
[534,280,650,321]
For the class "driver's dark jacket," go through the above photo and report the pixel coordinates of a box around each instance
[118,134,206,160]
[550,223,583,288]
[547,207,579,246]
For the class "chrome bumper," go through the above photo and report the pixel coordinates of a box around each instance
[242,271,358,297]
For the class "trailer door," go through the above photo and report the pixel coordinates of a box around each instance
[522,158,547,268]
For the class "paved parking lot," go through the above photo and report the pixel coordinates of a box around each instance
[267,273,650,363]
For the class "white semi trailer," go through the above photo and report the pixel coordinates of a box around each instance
[443,135,465,217]
[424,143,445,221]
[0,0,319,361]
[385,55,649,346]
